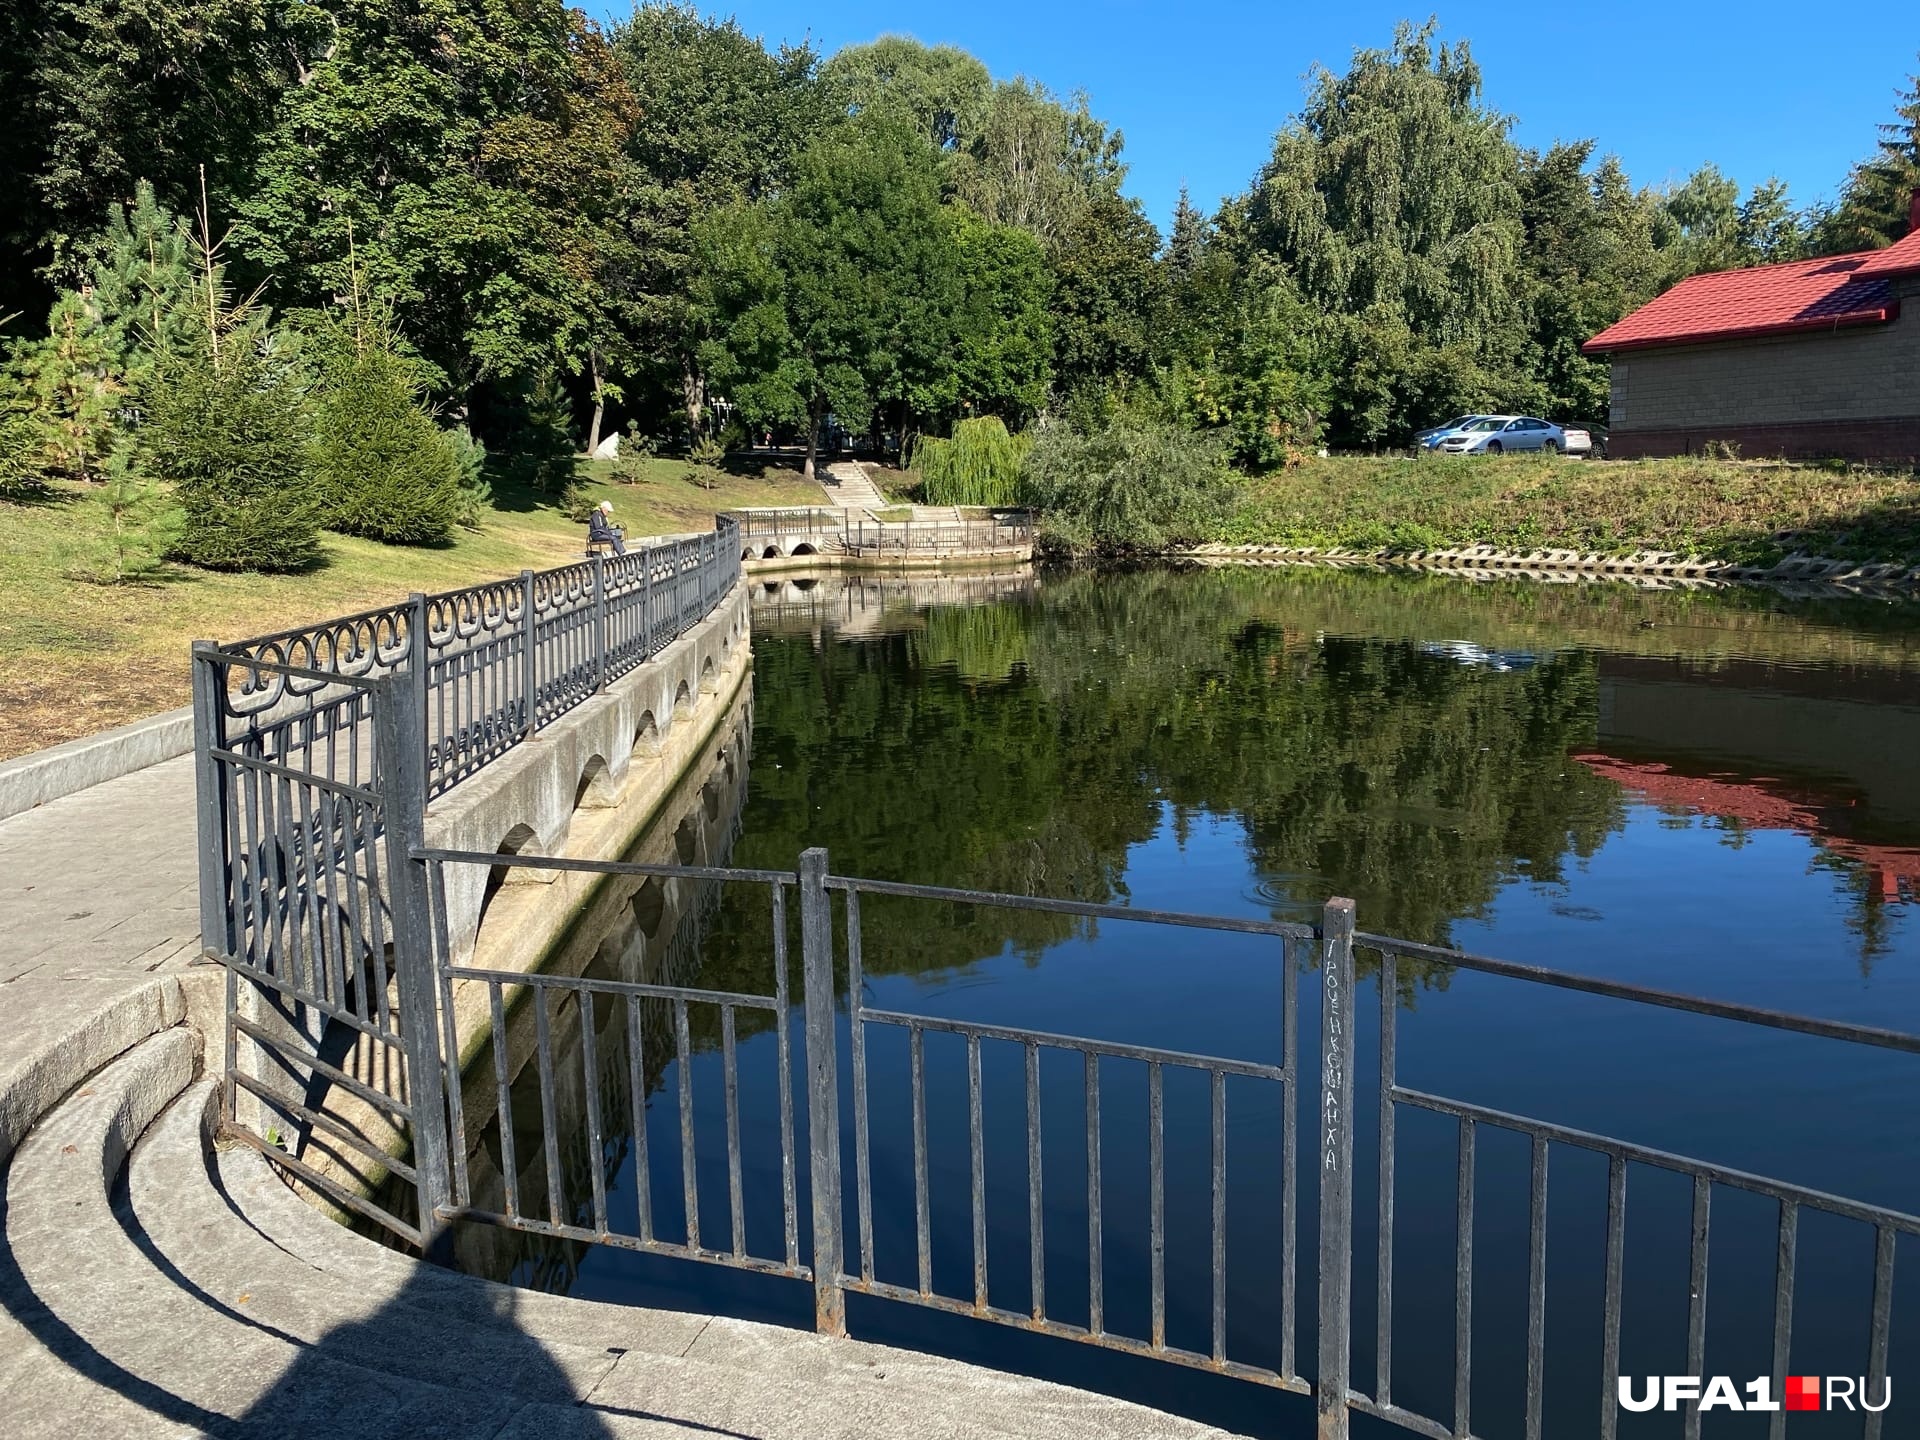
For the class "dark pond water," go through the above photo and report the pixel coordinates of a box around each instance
[458,565,1920,1439]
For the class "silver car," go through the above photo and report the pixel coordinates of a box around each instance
[1433,415,1567,455]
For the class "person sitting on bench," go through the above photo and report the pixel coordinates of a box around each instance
[587,499,625,555]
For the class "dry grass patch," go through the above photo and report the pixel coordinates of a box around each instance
[0,456,822,759]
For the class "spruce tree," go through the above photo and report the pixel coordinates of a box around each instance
[143,185,320,572]
[311,303,464,545]
[1816,58,1920,252]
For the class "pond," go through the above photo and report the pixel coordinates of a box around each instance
[456,564,1920,1439]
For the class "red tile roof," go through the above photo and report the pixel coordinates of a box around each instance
[1582,253,1899,354]
[1850,227,1920,280]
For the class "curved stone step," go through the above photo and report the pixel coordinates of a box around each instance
[125,1079,662,1397]
[0,1031,534,1437]
[214,1107,1238,1438]
[212,1130,703,1355]
[5,1025,1245,1439]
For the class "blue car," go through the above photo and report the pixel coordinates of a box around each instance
[1414,415,1492,453]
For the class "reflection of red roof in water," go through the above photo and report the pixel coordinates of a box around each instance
[1572,754,1920,901]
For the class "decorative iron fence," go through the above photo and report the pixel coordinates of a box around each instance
[189,521,742,1241]
[198,518,740,803]
[393,846,1918,1440]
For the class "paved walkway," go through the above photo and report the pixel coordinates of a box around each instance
[0,755,201,1088]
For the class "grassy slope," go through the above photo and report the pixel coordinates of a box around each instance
[1219,455,1920,566]
[0,456,821,760]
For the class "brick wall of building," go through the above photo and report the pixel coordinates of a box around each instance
[1607,277,1920,461]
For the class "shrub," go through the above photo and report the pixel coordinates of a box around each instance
[914,416,1027,506]
[142,334,322,572]
[1020,419,1237,556]
[312,344,464,544]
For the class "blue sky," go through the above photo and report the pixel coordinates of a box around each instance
[599,2,1919,236]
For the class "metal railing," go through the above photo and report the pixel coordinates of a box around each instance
[189,520,742,1241]
[395,846,1917,1439]
[725,507,1033,561]
[200,517,740,801]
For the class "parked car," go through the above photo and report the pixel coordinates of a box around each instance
[1414,415,1493,453]
[1560,424,1607,458]
[1431,415,1567,454]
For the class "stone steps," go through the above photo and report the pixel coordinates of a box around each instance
[0,1022,1243,1439]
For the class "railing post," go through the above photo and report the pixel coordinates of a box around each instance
[408,592,431,796]
[800,846,846,1337]
[189,642,231,963]
[520,569,538,739]
[1317,897,1357,1439]
[373,672,456,1258]
[591,555,608,694]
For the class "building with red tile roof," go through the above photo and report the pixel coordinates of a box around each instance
[1582,193,1920,461]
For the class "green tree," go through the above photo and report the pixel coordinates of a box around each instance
[614,5,829,441]
[310,302,464,545]
[1170,256,1327,470]
[0,0,303,320]
[86,180,200,403]
[144,210,320,572]
[1737,179,1807,263]
[698,119,961,475]
[236,0,626,402]
[9,290,123,483]
[822,36,990,151]
[936,207,1052,427]
[954,78,1126,244]
[145,329,320,571]
[1243,21,1529,445]
[1520,143,1665,420]
[1814,58,1920,253]
[1049,190,1165,411]
[913,415,1027,506]
[59,444,184,583]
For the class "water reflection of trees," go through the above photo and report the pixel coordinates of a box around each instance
[717,566,1633,1003]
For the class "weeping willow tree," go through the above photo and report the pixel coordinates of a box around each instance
[912,415,1028,505]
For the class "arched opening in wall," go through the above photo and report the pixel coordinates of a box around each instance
[635,711,659,751]
[741,548,754,563]
[674,815,699,865]
[791,542,817,557]
[672,680,693,720]
[761,581,783,596]
[480,824,539,920]
[575,755,609,809]
[699,656,715,692]
[791,577,818,593]
[630,876,666,938]
[701,777,722,822]
[761,546,783,561]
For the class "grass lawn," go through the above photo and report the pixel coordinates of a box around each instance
[1218,454,1920,566]
[0,455,822,760]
